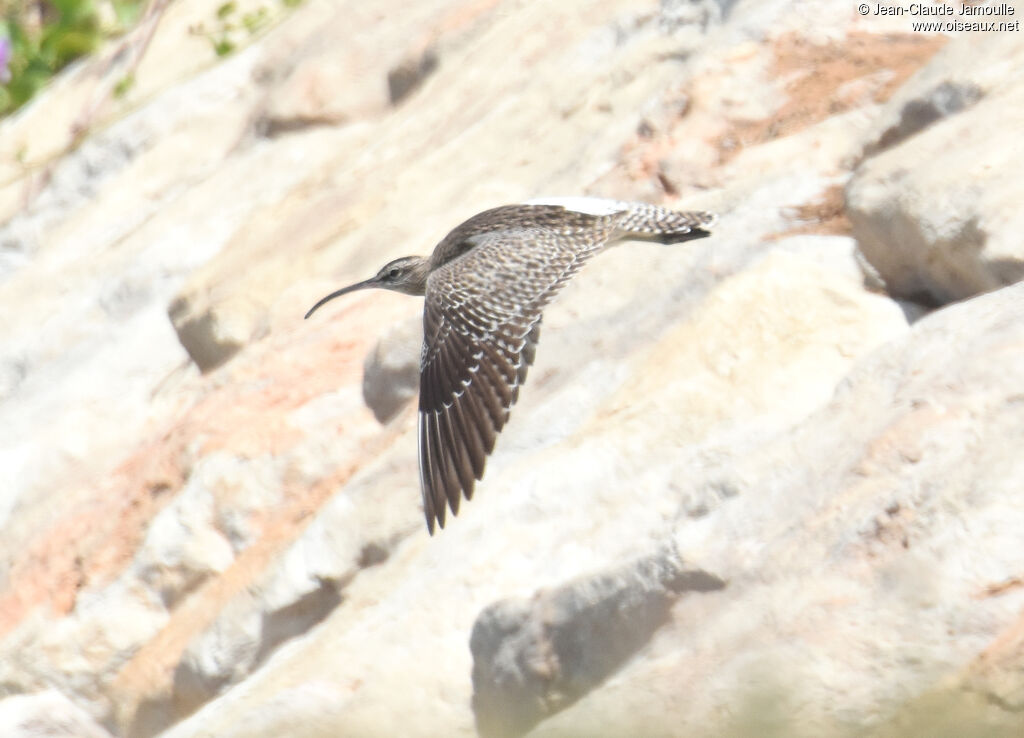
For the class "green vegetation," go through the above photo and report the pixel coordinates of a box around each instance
[0,0,146,115]
[0,0,302,118]
[188,1,271,58]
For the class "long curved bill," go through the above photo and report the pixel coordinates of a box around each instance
[304,278,378,319]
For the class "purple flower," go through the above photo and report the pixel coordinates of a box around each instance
[0,37,11,84]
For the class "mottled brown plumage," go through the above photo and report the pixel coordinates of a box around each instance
[305,198,715,533]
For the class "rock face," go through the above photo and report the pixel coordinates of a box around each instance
[847,31,1024,305]
[533,277,1024,737]
[388,48,440,106]
[471,546,725,738]
[0,690,113,738]
[360,316,422,423]
[1,0,1023,737]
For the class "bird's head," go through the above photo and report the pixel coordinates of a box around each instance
[304,256,430,319]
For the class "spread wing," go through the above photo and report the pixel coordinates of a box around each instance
[417,227,608,533]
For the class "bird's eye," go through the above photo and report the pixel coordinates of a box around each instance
[387,267,401,279]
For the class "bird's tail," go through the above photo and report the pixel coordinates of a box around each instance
[612,202,716,244]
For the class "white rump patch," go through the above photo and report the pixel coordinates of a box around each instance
[525,196,629,216]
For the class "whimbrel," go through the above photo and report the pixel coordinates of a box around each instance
[305,198,715,533]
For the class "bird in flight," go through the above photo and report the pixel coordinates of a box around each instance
[305,197,715,533]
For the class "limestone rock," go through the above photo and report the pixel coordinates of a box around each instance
[133,463,237,608]
[857,27,1022,158]
[168,294,270,373]
[532,279,1024,738]
[142,449,420,733]
[863,79,982,157]
[170,598,263,720]
[259,39,387,134]
[256,0,460,131]
[847,31,1024,304]
[169,562,346,719]
[0,577,168,722]
[471,545,724,738]
[388,48,440,105]
[0,690,112,738]
[361,315,422,424]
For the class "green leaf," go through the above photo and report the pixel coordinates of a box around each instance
[216,2,238,19]
[7,67,50,107]
[241,7,269,34]
[113,73,134,98]
[212,37,235,56]
[51,0,99,26]
[49,29,100,66]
